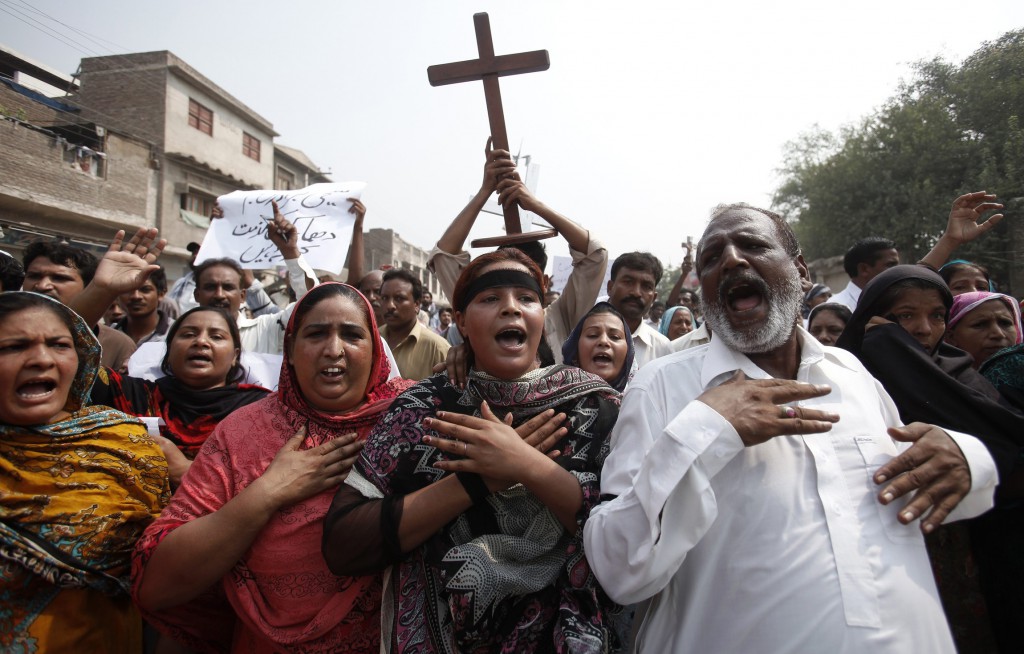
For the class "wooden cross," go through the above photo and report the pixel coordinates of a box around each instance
[428,12,558,248]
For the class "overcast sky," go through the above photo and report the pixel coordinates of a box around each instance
[3,0,1023,269]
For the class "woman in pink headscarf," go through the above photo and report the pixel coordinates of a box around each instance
[132,283,413,653]
[945,291,1022,369]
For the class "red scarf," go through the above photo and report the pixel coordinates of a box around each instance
[277,283,413,444]
[133,284,412,653]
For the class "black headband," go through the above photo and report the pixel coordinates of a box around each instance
[456,269,543,312]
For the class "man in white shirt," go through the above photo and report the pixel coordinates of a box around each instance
[830,237,900,311]
[142,205,314,358]
[164,241,281,320]
[165,241,201,313]
[420,290,440,328]
[189,256,312,354]
[584,204,996,653]
[606,252,673,367]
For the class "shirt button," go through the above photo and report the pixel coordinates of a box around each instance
[831,502,843,515]
[713,446,726,458]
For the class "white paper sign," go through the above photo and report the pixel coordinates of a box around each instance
[196,182,366,275]
[550,256,573,293]
[550,254,613,296]
[127,342,284,391]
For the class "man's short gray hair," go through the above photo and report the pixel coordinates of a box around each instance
[698,203,801,260]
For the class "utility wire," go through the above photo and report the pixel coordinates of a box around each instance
[9,0,131,53]
[0,1,103,57]
[2,0,277,155]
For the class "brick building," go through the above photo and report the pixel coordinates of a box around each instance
[1,45,440,297]
[364,227,443,300]
[70,50,282,276]
[0,46,156,262]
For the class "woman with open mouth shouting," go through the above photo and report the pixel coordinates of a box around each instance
[324,248,622,653]
[0,292,169,653]
[133,283,413,653]
[90,306,270,487]
[562,301,636,393]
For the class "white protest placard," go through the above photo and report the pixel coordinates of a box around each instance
[550,255,573,293]
[550,254,613,297]
[195,182,366,275]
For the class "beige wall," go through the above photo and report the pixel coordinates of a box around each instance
[806,255,847,294]
[165,73,273,189]
[157,160,242,253]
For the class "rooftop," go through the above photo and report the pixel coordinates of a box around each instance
[79,50,278,136]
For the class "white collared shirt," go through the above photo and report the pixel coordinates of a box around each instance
[128,257,317,373]
[831,280,862,311]
[583,329,996,653]
[631,320,673,368]
[670,321,710,352]
[167,272,197,313]
[234,258,317,355]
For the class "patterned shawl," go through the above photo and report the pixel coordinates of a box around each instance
[132,283,412,653]
[351,364,620,654]
[981,343,1024,412]
[0,293,169,652]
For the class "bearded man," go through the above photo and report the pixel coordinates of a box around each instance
[583,204,997,653]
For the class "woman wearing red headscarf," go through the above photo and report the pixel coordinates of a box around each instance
[132,283,413,653]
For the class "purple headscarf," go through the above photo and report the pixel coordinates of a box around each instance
[948,291,1022,345]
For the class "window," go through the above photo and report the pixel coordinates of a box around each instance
[64,145,105,178]
[242,132,261,162]
[276,167,295,190]
[181,192,215,217]
[188,99,213,135]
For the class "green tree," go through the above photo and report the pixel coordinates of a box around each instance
[774,29,1024,293]
[655,263,679,303]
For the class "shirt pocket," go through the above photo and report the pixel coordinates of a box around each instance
[854,435,923,544]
